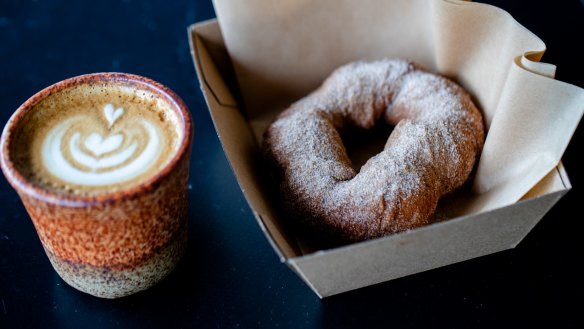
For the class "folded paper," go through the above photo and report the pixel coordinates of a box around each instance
[213,0,583,214]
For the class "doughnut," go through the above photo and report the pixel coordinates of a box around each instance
[263,59,485,242]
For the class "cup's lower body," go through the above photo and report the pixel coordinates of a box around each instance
[44,226,188,299]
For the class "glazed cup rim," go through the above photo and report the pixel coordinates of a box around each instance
[0,72,193,207]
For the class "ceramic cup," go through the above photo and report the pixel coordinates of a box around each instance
[0,73,193,298]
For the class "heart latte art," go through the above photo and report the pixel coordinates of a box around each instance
[42,104,162,186]
[16,85,182,195]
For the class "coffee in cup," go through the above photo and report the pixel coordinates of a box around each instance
[12,81,182,196]
[0,73,193,298]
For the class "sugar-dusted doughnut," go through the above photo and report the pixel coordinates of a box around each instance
[263,59,485,242]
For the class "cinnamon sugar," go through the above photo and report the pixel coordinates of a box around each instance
[264,59,484,242]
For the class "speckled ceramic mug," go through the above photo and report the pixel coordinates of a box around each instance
[0,73,193,298]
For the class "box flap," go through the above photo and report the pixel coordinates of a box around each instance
[288,171,568,297]
[189,21,302,260]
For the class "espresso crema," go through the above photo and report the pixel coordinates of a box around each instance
[12,83,183,195]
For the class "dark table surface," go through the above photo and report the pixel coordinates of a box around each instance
[1,1,582,328]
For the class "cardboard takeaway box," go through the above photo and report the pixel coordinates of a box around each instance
[188,0,583,298]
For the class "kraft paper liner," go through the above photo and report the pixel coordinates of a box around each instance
[213,0,583,217]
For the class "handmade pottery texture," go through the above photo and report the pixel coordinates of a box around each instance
[18,153,190,298]
[0,73,193,298]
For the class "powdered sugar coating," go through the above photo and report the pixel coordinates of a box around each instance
[264,59,484,242]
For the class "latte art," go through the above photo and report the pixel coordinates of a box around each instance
[41,104,163,186]
[8,79,183,196]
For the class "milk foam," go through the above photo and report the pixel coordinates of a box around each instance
[41,104,163,186]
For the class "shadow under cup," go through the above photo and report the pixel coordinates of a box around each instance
[0,73,193,299]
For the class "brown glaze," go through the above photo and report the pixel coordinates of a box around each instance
[18,152,190,269]
[45,223,187,299]
[0,73,194,298]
